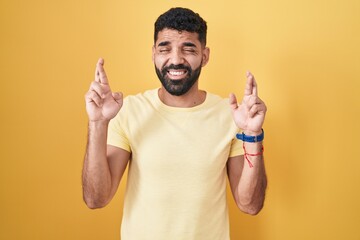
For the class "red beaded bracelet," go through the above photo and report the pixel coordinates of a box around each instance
[242,142,264,168]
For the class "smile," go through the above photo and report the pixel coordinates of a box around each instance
[168,70,187,76]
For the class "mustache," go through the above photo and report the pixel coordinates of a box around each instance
[161,64,192,75]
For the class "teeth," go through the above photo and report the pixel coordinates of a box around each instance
[169,71,185,76]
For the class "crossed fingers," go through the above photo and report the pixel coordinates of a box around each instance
[86,58,111,107]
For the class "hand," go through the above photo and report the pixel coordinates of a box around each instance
[229,72,267,135]
[85,58,123,122]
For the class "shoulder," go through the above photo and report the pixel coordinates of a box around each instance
[120,89,158,112]
[109,89,158,133]
[197,91,235,125]
[117,89,159,119]
[204,92,230,111]
[123,89,158,105]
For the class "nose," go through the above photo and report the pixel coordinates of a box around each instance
[168,49,185,65]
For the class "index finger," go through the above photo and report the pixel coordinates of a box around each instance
[244,71,257,96]
[96,58,109,85]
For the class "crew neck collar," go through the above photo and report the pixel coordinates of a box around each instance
[153,88,212,112]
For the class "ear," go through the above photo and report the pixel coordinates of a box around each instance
[201,47,210,67]
[152,45,155,63]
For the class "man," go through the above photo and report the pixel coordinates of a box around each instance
[83,7,267,240]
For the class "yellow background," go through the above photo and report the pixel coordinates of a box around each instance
[1,0,359,239]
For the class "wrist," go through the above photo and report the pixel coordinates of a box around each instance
[243,141,263,151]
[242,141,264,168]
[243,130,262,136]
[88,119,110,129]
[236,129,264,143]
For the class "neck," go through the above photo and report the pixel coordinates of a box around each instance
[158,84,206,108]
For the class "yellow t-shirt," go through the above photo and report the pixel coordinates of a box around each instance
[108,89,244,240]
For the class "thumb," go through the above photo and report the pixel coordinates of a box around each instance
[229,93,238,111]
[112,92,123,104]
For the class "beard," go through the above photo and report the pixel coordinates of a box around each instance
[155,63,202,96]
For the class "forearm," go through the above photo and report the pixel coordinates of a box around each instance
[237,141,267,215]
[82,120,112,209]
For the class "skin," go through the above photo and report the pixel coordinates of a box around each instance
[228,71,267,214]
[83,58,129,208]
[152,29,210,107]
[82,28,267,215]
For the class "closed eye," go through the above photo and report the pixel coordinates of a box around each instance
[184,48,196,53]
[159,48,170,53]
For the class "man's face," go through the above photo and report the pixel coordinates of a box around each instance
[152,28,209,96]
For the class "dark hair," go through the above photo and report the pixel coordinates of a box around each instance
[154,7,207,46]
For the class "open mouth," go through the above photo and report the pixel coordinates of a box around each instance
[167,69,188,79]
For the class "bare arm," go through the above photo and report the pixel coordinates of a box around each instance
[228,72,267,215]
[82,58,129,209]
[82,121,130,209]
[227,147,267,215]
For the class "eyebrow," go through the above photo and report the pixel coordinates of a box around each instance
[157,41,170,47]
[183,42,196,47]
[157,41,197,48]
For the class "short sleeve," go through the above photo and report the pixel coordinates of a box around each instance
[107,108,131,153]
[229,136,244,157]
